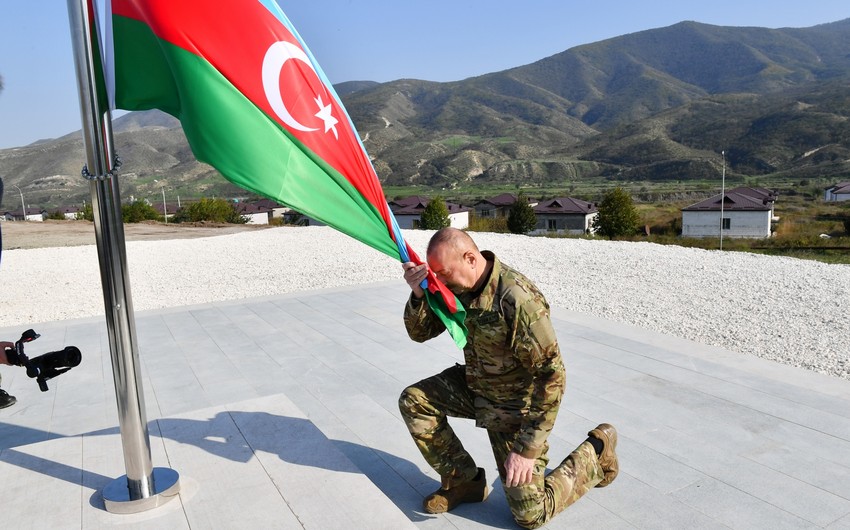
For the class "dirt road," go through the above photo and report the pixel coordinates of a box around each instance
[1,220,274,250]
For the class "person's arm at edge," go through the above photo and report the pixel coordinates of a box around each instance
[0,341,14,365]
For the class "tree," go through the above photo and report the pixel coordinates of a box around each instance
[77,202,94,221]
[172,197,247,224]
[507,192,537,234]
[122,200,162,223]
[420,197,450,230]
[593,187,641,238]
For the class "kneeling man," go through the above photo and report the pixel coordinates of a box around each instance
[399,228,618,529]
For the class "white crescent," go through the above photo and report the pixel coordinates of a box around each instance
[262,41,319,132]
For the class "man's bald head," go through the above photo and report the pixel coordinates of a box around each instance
[426,227,479,258]
[426,228,488,294]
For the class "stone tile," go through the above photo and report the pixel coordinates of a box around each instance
[224,395,415,529]
[592,474,724,529]
[828,513,850,529]
[636,427,850,527]
[672,478,813,529]
[614,437,705,495]
[740,443,850,501]
[0,436,84,529]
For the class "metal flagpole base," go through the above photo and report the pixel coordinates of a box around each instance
[103,468,181,514]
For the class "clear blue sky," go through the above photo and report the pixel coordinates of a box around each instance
[0,0,847,149]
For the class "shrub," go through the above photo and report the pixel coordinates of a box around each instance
[77,203,94,221]
[122,200,162,223]
[467,216,509,233]
[172,198,247,224]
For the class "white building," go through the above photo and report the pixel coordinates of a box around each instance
[530,197,598,235]
[251,198,291,219]
[236,202,273,225]
[389,196,470,230]
[824,182,850,202]
[56,206,81,220]
[681,188,777,239]
[4,207,46,222]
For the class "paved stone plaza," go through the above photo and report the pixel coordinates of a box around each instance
[1,282,849,529]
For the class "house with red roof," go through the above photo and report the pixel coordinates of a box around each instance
[389,196,471,229]
[3,207,46,222]
[681,187,778,238]
[250,198,292,219]
[53,206,81,220]
[473,193,537,219]
[236,201,275,224]
[531,197,598,235]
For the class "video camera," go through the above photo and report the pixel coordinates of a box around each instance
[4,329,82,391]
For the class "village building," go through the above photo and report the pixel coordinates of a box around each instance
[531,197,598,235]
[54,206,81,220]
[236,202,275,225]
[824,181,850,202]
[250,198,291,219]
[681,187,778,239]
[3,207,46,222]
[388,196,470,229]
[473,193,537,218]
[151,202,179,222]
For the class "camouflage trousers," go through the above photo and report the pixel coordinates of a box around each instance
[399,364,604,529]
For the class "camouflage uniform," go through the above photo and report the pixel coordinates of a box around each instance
[399,251,603,528]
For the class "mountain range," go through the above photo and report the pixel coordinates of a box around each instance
[2,18,850,210]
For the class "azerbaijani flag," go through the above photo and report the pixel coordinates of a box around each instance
[99,0,467,347]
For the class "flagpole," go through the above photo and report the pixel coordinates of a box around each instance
[66,0,179,513]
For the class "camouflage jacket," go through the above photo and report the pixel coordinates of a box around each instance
[404,251,565,459]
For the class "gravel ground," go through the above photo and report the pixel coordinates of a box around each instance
[1,226,847,380]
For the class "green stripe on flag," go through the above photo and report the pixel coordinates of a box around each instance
[112,15,399,259]
[426,291,467,349]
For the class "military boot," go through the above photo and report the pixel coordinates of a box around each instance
[588,423,618,487]
[0,388,17,409]
[423,467,489,514]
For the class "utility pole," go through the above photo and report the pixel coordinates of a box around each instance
[12,184,25,221]
[161,185,168,224]
[720,150,726,251]
[155,179,168,223]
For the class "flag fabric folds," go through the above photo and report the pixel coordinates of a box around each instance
[101,0,467,347]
